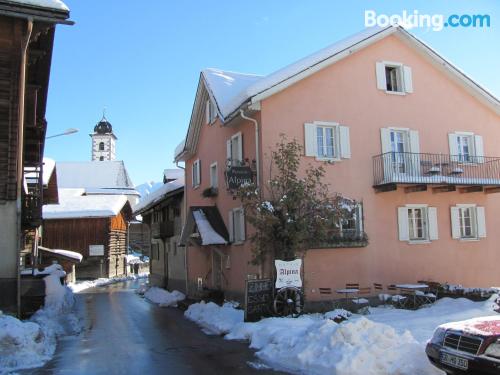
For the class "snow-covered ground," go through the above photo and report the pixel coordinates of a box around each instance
[185,296,499,375]
[142,287,185,307]
[0,266,82,374]
[68,273,149,293]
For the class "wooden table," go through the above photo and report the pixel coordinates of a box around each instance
[396,284,429,308]
[336,288,359,305]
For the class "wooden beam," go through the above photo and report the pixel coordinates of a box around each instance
[404,185,427,193]
[374,183,397,193]
[432,185,456,194]
[459,186,484,194]
[485,187,500,194]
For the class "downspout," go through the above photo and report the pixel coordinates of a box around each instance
[176,161,189,295]
[16,18,33,318]
[239,109,263,278]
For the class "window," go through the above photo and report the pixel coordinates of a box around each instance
[192,159,200,187]
[449,132,484,163]
[99,156,104,161]
[398,205,438,242]
[304,122,350,160]
[229,207,245,243]
[99,142,105,151]
[227,132,243,166]
[206,99,217,124]
[210,162,218,188]
[339,203,363,240]
[451,205,486,240]
[375,61,413,94]
[407,207,427,241]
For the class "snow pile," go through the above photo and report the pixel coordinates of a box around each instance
[126,252,149,265]
[185,302,244,335]
[68,273,148,293]
[21,263,67,276]
[0,267,80,374]
[185,296,499,374]
[144,287,185,307]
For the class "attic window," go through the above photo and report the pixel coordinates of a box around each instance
[206,99,217,124]
[376,62,413,94]
[385,66,403,92]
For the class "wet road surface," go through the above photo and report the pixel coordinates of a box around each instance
[24,280,285,375]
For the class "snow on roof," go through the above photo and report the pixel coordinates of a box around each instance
[193,209,227,245]
[84,188,140,196]
[174,139,186,160]
[38,246,83,262]
[5,0,69,11]
[133,177,184,214]
[43,189,128,219]
[202,69,263,120]
[56,161,135,189]
[42,157,55,186]
[163,168,184,181]
[203,27,388,119]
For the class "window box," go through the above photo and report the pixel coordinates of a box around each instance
[202,187,218,198]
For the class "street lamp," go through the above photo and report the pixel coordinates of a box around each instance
[46,128,79,139]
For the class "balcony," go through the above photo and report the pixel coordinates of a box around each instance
[373,152,500,193]
[151,221,175,239]
[22,164,43,229]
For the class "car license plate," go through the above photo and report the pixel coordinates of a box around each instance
[440,352,468,370]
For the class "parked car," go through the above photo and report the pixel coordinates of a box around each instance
[426,316,500,374]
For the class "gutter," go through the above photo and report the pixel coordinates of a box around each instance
[0,9,73,25]
[239,109,260,188]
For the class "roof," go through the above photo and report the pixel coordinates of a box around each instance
[42,157,55,186]
[5,0,68,11]
[56,161,135,190]
[38,246,83,262]
[0,0,72,24]
[163,168,184,182]
[133,177,184,215]
[176,25,500,161]
[179,206,229,246]
[84,188,140,197]
[43,188,129,219]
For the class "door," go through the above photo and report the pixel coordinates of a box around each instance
[212,250,223,290]
[390,130,409,174]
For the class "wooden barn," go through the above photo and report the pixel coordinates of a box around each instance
[0,0,71,313]
[42,190,132,279]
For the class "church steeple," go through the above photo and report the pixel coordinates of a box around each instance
[91,111,117,161]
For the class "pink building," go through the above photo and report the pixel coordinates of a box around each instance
[175,25,500,303]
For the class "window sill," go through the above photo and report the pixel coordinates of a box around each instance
[231,241,245,246]
[193,184,200,190]
[315,157,340,162]
[458,238,480,242]
[385,90,406,96]
[408,240,431,245]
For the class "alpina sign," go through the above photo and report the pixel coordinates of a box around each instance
[275,259,302,288]
[226,166,253,189]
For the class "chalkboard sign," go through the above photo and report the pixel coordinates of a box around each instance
[244,278,274,322]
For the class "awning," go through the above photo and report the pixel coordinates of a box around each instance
[179,206,229,246]
[38,246,83,263]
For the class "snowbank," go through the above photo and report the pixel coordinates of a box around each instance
[0,268,80,374]
[185,301,244,335]
[144,287,185,307]
[185,296,499,374]
[68,273,148,293]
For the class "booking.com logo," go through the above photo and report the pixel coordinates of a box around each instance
[365,10,491,31]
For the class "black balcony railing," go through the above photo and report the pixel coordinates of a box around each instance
[22,163,43,228]
[373,152,500,187]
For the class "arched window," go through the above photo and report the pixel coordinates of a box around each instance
[99,142,105,151]
[99,156,104,161]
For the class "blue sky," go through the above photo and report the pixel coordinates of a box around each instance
[45,0,500,185]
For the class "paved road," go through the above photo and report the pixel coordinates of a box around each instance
[24,280,284,375]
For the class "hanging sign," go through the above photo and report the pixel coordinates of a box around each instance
[275,259,302,288]
[226,166,253,189]
[89,244,104,256]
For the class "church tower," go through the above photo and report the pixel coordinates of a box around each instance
[91,114,117,161]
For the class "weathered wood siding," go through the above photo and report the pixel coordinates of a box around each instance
[0,16,21,201]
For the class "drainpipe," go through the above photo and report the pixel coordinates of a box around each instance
[239,109,260,188]
[176,161,189,295]
[16,18,33,318]
[239,109,264,278]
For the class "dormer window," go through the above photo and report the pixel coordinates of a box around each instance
[376,61,413,94]
[99,142,105,151]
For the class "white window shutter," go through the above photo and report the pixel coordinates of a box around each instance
[376,62,386,90]
[339,126,351,159]
[205,100,210,124]
[356,203,364,233]
[403,66,413,93]
[238,134,243,162]
[409,130,420,154]
[304,123,317,157]
[380,128,392,154]
[450,207,461,239]
[476,206,486,238]
[226,139,232,166]
[428,207,439,240]
[474,135,484,163]
[448,133,459,162]
[191,162,196,187]
[228,211,234,242]
[239,210,246,241]
[196,160,201,185]
[398,207,409,241]
[409,130,421,175]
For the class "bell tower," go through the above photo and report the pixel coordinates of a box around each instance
[91,113,117,161]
